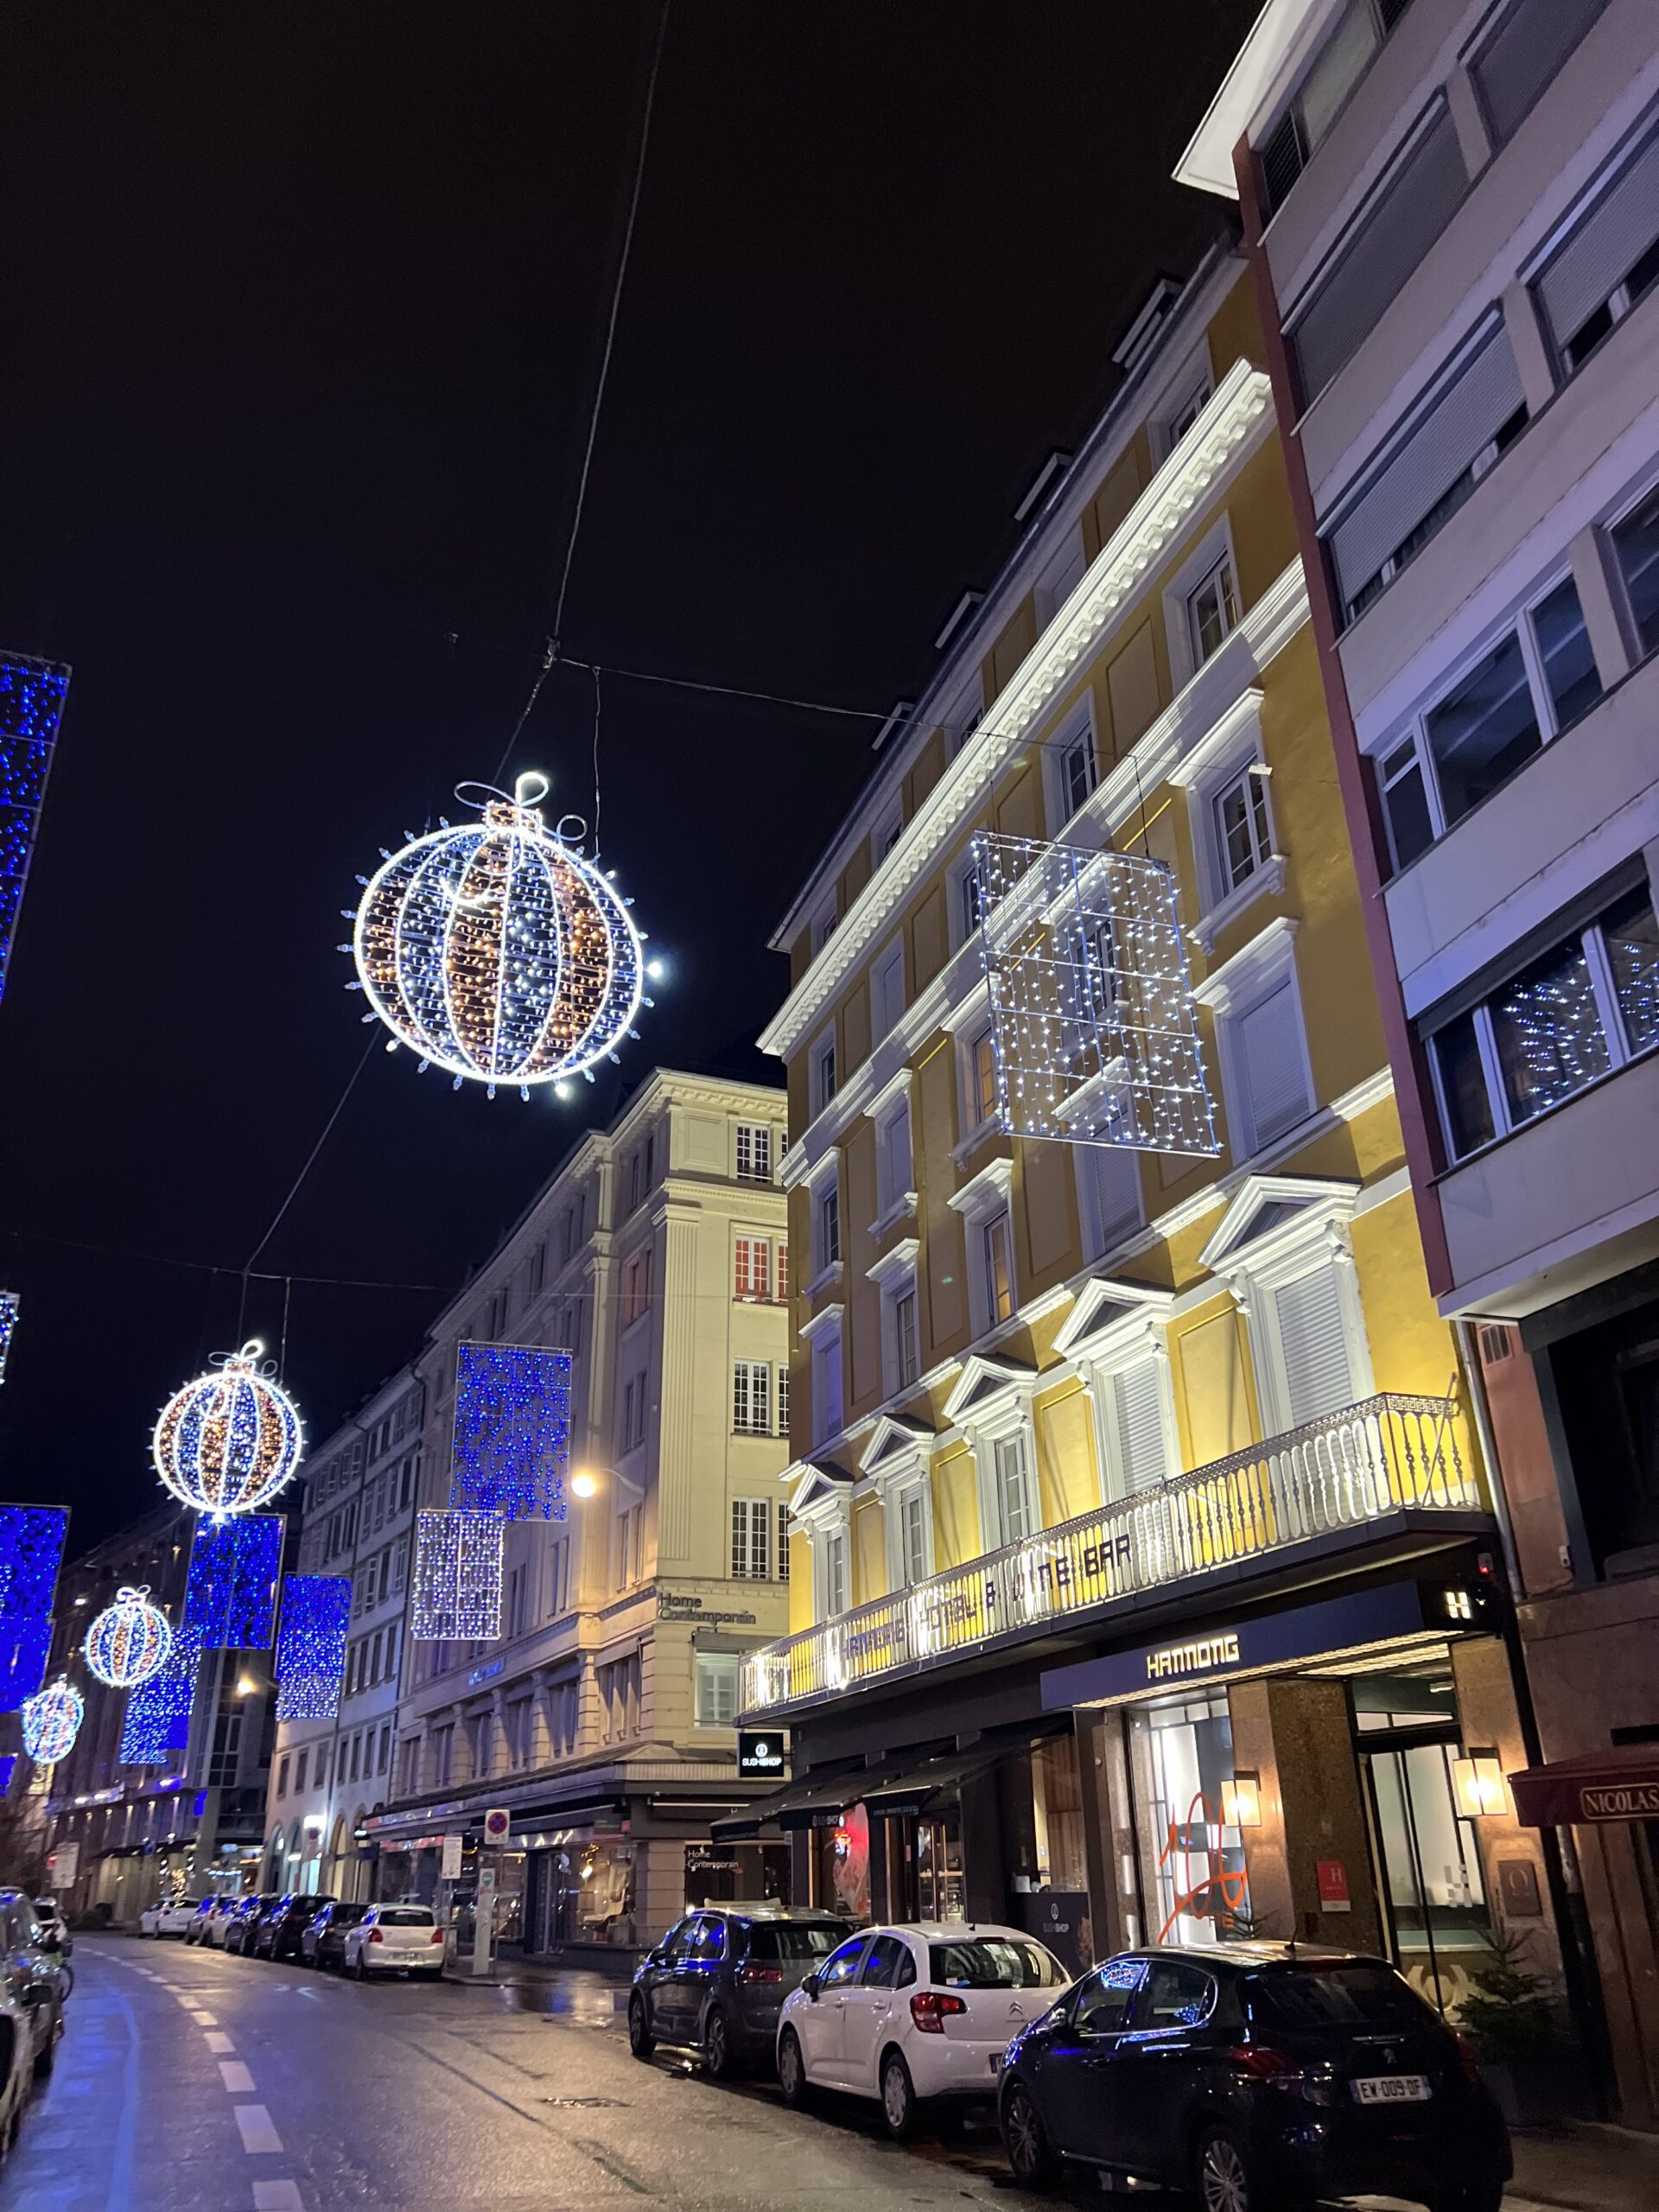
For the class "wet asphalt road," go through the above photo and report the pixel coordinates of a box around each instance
[0,1936,1046,2212]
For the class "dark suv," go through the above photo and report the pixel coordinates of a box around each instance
[629,1907,851,2079]
[224,1892,282,1955]
[254,1893,335,1961]
[998,1942,1511,2212]
[301,1900,367,1969]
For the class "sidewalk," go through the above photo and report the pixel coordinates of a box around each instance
[1510,2123,1659,2212]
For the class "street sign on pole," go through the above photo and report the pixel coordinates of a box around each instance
[48,1840,79,1889]
[441,1834,463,1880]
[483,1807,510,1846]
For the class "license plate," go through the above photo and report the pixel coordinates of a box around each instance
[989,2052,1005,2075]
[1354,2074,1430,2105]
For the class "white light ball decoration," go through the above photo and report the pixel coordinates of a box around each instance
[153,1338,305,1519]
[349,773,645,1098]
[84,1587,172,1689]
[21,1677,85,1764]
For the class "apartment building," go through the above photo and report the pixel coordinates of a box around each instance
[42,1503,275,1920]
[730,239,1560,2024]
[1181,0,1659,2124]
[260,1367,422,1899]
[369,1071,791,1953]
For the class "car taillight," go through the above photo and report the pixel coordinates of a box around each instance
[430,1929,444,1943]
[1455,2033,1481,2084]
[910,1991,969,2034]
[737,1965,783,1985]
[368,1928,384,1942]
[1228,2042,1298,2082]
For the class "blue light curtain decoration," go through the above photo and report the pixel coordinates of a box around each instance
[273,1576,351,1721]
[0,1290,18,1385]
[0,1504,69,1712]
[410,1510,505,1642]
[183,1514,283,1649]
[119,1619,205,1766]
[449,1343,572,1521]
[22,1677,84,1764]
[0,652,71,1011]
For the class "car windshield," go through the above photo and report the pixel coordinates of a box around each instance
[747,1922,851,1961]
[377,1908,433,1926]
[1249,1963,1437,2033]
[928,1938,1066,1989]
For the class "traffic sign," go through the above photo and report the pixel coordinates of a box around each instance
[483,1807,511,1846]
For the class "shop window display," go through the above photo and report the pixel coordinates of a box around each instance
[1130,1692,1251,1945]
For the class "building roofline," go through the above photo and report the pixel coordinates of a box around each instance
[1173,0,1340,200]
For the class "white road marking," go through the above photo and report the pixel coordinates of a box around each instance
[190,2009,218,2024]
[252,2182,303,2211]
[234,2104,283,2154]
[219,2061,256,2094]
[205,2031,235,2054]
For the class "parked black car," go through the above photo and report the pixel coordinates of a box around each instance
[0,1889,67,2082]
[629,1907,852,2079]
[998,1943,1510,2212]
[301,1900,367,1970]
[223,1892,282,1956]
[254,1894,335,1961]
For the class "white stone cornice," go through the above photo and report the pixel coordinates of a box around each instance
[1166,688,1265,791]
[865,1066,915,1122]
[798,1300,845,1347]
[760,364,1276,1061]
[866,1236,921,1292]
[1191,913,1302,1012]
[948,1154,1015,1222]
[1332,1067,1395,1122]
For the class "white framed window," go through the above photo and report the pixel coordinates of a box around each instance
[1103,1352,1173,1495]
[963,1023,999,1135]
[776,1363,790,1437]
[808,1317,843,1448]
[613,1503,643,1591]
[871,1084,914,1227]
[620,1368,647,1450]
[1077,1141,1142,1261]
[811,1030,838,1116]
[1043,696,1099,834]
[992,1433,1035,1548]
[1160,370,1213,453]
[1374,569,1602,874]
[1187,552,1239,668]
[898,1488,930,1586]
[823,1527,849,1616]
[982,1211,1015,1327]
[777,1502,791,1579]
[621,1248,652,1327]
[735,1122,774,1183]
[950,848,988,950]
[817,1181,841,1270]
[731,1497,773,1579]
[1193,921,1316,1161]
[1212,763,1274,895]
[950,1155,1016,1339]
[1203,1182,1374,1436]
[871,938,906,1043]
[869,1236,924,1399]
[733,1360,772,1435]
[1034,526,1087,628]
[812,899,838,955]
[696,1652,740,1727]
[1256,0,1411,216]
[733,1235,772,1301]
[946,675,985,759]
[872,801,905,868]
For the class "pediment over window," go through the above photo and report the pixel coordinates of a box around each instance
[1199,1174,1360,1277]
[1053,1274,1176,1361]
[942,1351,1037,1430]
[858,1414,934,1478]
[786,1457,859,1524]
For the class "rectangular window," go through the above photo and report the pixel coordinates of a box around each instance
[1274,1262,1357,1425]
[813,1036,837,1116]
[277,1754,290,1797]
[1112,1357,1170,1492]
[1535,93,1659,370]
[735,1122,773,1183]
[378,1724,391,1774]
[893,1286,919,1388]
[879,1103,912,1213]
[777,1503,791,1580]
[1471,0,1609,151]
[900,1491,928,1586]
[296,1749,308,1794]
[958,856,986,943]
[696,1653,740,1727]
[622,1249,652,1326]
[812,1331,842,1447]
[817,1183,841,1268]
[734,1235,771,1301]
[1257,0,1412,215]
[731,1497,772,1579]
[1083,1141,1141,1257]
[1422,630,1541,825]
[775,1363,790,1436]
[994,1435,1031,1545]
[775,1243,789,1301]
[1212,765,1272,893]
[1490,936,1611,1126]
[1612,481,1659,659]
[983,1211,1015,1325]
[1186,553,1239,666]
[823,1529,849,1616]
[872,941,906,1042]
[1061,727,1096,817]
[969,1027,998,1128]
[733,1360,772,1435]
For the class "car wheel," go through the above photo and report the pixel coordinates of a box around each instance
[1195,2125,1256,2212]
[778,2028,810,2109]
[31,2033,54,2085]
[702,2005,736,2081]
[627,1993,655,2058]
[880,2050,919,2143]
[353,1952,368,1981]
[1001,2082,1055,2188]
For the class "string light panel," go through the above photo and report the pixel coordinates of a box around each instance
[0,1291,17,1386]
[0,1504,69,1712]
[273,1575,351,1721]
[410,1510,505,1642]
[351,773,644,1096]
[182,1514,283,1649]
[450,1343,572,1520]
[972,831,1218,1157]
[21,1678,84,1765]
[84,1586,173,1689]
[153,1338,305,1518]
[0,652,71,1012]
[119,1619,204,1766]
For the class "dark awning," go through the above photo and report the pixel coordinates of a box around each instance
[1509,1745,1659,1827]
[862,1718,1074,1818]
[711,1758,906,1840]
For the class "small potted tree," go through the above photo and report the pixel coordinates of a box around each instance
[1458,1929,1585,2128]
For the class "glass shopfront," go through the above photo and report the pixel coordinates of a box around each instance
[526,1834,636,1950]
[1128,1691,1252,1946]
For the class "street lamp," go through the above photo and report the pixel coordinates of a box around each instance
[570,1465,645,1502]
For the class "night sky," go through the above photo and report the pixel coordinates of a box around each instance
[0,3,1258,1547]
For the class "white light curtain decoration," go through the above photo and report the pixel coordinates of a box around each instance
[21,1677,84,1765]
[973,831,1218,1156]
[350,773,645,1098]
[84,1586,173,1688]
[409,1510,505,1642]
[153,1340,305,1519]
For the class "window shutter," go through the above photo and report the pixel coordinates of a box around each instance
[1273,1263,1356,1425]
[1237,980,1309,1147]
[1088,1143,1141,1253]
[1473,0,1611,152]
[1535,118,1659,353]
[1325,324,1524,611]
[1112,1357,1169,1493]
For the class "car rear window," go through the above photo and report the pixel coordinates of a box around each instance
[1249,1963,1437,2032]
[928,1938,1066,1989]
[378,1908,434,1926]
[746,1922,850,1961]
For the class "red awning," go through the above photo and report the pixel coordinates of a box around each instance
[1509,1745,1659,1827]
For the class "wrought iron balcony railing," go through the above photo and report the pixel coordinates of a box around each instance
[741,1391,1480,1719]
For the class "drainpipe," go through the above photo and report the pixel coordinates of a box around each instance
[1453,1318,1524,1603]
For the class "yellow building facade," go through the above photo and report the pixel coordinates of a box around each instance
[729,245,1562,2009]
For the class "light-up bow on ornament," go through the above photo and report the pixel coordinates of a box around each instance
[347,773,646,1097]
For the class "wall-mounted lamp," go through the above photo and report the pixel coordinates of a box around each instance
[1221,1772,1262,1828]
[1452,1748,1506,1818]
[235,1675,259,1698]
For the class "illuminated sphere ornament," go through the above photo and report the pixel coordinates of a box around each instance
[21,1677,84,1764]
[84,1587,172,1689]
[350,773,644,1096]
[153,1339,305,1518]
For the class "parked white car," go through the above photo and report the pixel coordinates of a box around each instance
[776,1923,1070,2140]
[139,1896,206,1939]
[341,1904,446,1980]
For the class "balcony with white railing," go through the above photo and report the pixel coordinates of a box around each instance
[741,1392,1485,1719]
